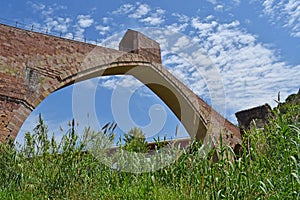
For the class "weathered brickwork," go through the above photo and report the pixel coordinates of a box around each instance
[235,104,272,134]
[0,23,241,153]
[119,29,162,64]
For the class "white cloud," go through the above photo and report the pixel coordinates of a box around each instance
[206,0,217,5]
[112,2,165,26]
[128,3,151,18]
[96,25,110,35]
[215,5,224,12]
[28,2,46,11]
[99,31,125,49]
[77,15,94,28]
[112,3,135,15]
[166,22,189,33]
[98,76,155,98]
[45,17,71,33]
[25,2,299,126]
[102,17,112,24]
[172,13,190,23]
[139,8,165,26]
[28,1,66,17]
[64,32,74,39]
[27,2,72,36]
[74,27,85,40]
[142,17,299,122]
[112,2,149,18]
[191,17,218,36]
[172,36,191,51]
[206,0,240,11]
[140,16,163,26]
[73,15,95,40]
[262,0,300,37]
[187,20,299,121]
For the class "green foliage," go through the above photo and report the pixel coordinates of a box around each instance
[240,106,299,199]
[123,127,148,153]
[0,103,299,199]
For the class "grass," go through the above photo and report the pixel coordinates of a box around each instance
[0,103,299,199]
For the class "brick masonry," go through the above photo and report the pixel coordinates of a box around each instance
[119,29,162,64]
[0,23,241,153]
[235,104,272,134]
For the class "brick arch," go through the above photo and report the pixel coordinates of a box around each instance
[29,52,208,141]
[0,23,241,151]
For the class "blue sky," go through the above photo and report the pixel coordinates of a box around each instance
[1,0,299,144]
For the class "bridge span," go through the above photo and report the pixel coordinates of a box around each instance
[0,23,241,152]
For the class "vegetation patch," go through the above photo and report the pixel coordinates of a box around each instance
[0,99,299,199]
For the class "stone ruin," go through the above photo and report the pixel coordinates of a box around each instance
[235,104,272,135]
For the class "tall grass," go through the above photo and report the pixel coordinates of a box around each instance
[0,104,299,199]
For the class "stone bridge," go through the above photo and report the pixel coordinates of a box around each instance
[0,23,241,151]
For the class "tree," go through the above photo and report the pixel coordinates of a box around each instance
[123,128,148,153]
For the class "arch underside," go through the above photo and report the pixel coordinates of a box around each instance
[59,61,208,142]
